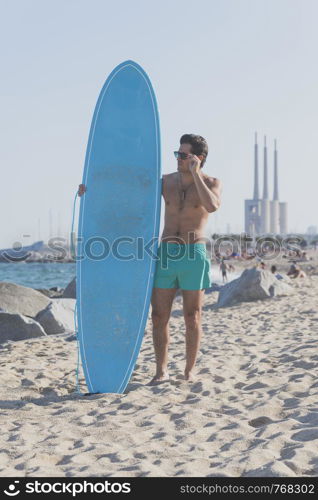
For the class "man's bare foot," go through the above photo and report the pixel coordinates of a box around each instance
[184,371,196,382]
[148,372,169,386]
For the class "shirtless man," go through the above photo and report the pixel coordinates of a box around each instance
[78,134,222,385]
[150,134,222,384]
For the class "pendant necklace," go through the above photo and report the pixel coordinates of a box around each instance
[178,172,190,209]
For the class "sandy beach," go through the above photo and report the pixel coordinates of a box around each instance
[0,254,317,478]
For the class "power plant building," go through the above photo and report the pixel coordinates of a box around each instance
[245,134,288,236]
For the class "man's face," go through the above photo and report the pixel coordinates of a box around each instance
[177,143,193,173]
[177,143,203,172]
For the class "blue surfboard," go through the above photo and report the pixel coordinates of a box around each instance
[76,60,161,394]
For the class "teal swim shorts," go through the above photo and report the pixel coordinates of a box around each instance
[153,242,212,290]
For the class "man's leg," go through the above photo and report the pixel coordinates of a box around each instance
[150,287,177,384]
[182,289,204,381]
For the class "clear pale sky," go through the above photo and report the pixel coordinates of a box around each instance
[1,0,317,249]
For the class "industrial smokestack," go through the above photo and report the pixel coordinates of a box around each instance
[262,135,269,199]
[273,139,279,201]
[253,132,259,200]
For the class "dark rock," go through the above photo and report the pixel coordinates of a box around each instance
[62,277,76,299]
[36,288,64,298]
[0,312,47,343]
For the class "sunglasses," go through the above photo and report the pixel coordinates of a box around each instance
[173,151,191,160]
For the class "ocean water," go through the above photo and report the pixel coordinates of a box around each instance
[0,263,76,290]
[0,262,241,291]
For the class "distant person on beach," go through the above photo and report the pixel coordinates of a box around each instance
[259,261,266,270]
[271,264,283,280]
[220,257,228,283]
[287,262,307,279]
[149,134,222,384]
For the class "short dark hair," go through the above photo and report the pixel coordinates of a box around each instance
[180,134,208,168]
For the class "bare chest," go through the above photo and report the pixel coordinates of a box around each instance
[163,175,202,210]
